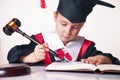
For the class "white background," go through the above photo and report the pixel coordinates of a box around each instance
[0,0,120,64]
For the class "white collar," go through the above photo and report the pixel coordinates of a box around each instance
[63,36,84,61]
[42,31,85,61]
[42,31,64,50]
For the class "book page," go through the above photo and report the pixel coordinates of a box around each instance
[97,64,120,73]
[45,62,97,71]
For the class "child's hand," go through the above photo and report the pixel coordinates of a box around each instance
[34,43,49,61]
[81,55,112,65]
[19,43,49,63]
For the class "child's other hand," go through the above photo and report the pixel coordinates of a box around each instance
[34,43,49,61]
[81,55,112,65]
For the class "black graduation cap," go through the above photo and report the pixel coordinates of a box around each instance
[57,0,115,23]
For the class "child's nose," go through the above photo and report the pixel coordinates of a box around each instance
[64,26,71,35]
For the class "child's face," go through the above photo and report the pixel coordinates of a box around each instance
[54,12,85,44]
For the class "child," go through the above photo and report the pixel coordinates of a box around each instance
[7,0,120,65]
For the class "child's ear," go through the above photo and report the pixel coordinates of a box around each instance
[54,11,58,21]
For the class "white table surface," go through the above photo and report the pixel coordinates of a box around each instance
[0,66,120,80]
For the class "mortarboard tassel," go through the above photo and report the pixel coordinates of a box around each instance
[40,0,47,9]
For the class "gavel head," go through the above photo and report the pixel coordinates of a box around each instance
[3,18,21,35]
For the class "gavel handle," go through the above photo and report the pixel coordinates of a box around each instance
[16,29,58,57]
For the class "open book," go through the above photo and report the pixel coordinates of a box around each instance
[45,62,120,74]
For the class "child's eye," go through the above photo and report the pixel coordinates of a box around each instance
[73,26,79,29]
[61,22,67,26]
[62,23,67,26]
